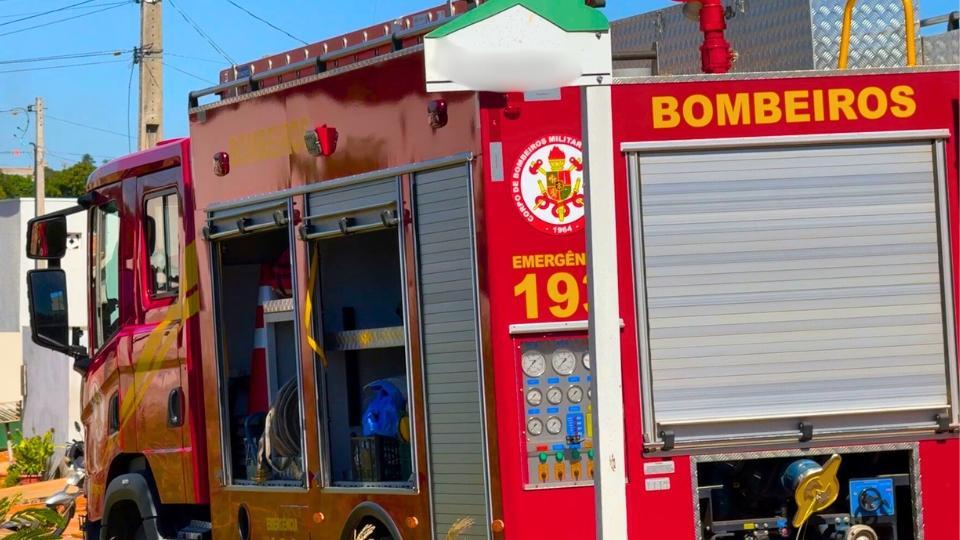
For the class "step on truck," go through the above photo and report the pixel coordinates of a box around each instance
[22,0,960,539]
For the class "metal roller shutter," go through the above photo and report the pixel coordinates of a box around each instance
[630,139,955,446]
[413,164,490,540]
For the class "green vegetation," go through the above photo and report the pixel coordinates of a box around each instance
[0,493,67,540]
[0,154,97,199]
[4,429,55,486]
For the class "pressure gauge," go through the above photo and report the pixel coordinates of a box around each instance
[522,350,546,377]
[552,348,577,375]
[526,388,542,406]
[582,351,590,370]
[546,416,563,435]
[546,386,563,405]
[527,418,543,436]
[567,385,583,403]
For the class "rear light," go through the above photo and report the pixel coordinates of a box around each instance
[428,99,448,129]
[304,125,339,156]
[213,152,230,176]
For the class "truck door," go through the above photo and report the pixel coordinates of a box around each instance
[133,167,188,501]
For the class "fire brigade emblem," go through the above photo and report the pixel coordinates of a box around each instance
[512,135,585,235]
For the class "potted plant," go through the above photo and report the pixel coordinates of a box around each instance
[8,429,55,485]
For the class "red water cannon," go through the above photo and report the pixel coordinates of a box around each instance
[304,125,339,157]
[672,0,734,74]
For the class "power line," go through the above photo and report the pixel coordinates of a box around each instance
[0,58,127,74]
[0,0,128,24]
[163,61,215,84]
[167,0,235,65]
[220,0,307,45]
[126,62,134,153]
[0,1,130,19]
[0,2,129,38]
[46,115,133,139]
[0,49,125,66]
[0,0,98,27]
[142,59,161,95]
[48,149,114,159]
[164,52,226,65]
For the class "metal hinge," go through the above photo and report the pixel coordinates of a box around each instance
[798,422,814,443]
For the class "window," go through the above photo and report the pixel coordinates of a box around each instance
[93,201,121,350]
[145,193,180,296]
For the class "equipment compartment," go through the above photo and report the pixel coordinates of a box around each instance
[695,447,916,540]
[311,223,414,489]
[212,223,305,487]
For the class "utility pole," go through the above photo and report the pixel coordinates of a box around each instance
[138,0,163,150]
[31,97,45,269]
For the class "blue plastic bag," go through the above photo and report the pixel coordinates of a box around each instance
[361,379,407,438]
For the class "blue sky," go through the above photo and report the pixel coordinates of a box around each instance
[0,0,956,171]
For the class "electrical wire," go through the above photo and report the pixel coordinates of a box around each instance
[219,0,307,45]
[0,1,129,19]
[164,52,227,65]
[126,62,134,153]
[143,60,161,91]
[0,59,126,74]
[0,3,129,38]
[46,115,133,139]
[48,149,115,160]
[0,49,124,66]
[0,0,98,27]
[167,0,235,65]
[163,61,215,85]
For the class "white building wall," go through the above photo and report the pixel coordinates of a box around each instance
[0,198,87,443]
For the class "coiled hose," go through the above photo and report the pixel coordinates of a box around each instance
[258,378,302,474]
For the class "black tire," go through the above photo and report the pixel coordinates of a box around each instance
[50,501,76,536]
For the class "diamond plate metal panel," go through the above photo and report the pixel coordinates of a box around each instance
[922,31,960,64]
[324,326,405,350]
[263,298,294,314]
[611,0,814,74]
[811,0,922,69]
[610,0,928,75]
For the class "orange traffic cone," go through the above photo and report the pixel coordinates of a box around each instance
[247,264,276,414]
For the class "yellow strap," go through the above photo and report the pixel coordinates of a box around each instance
[304,246,328,368]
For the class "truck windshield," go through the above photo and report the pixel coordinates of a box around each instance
[93,201,121,350]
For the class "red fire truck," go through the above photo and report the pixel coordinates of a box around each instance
[22,0,959,539]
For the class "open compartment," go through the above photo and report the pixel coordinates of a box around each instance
[311,225,414,489]
[694,446,917,540]
[212,224,305,487]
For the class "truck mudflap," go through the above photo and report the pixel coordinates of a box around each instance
[338,502,404,540]
[100,473,162,540]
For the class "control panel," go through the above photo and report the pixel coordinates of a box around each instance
[850,478,896,517]
[517,336,594,490]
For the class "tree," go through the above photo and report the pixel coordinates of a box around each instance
[0,173,34,199]
[45,154,96,198]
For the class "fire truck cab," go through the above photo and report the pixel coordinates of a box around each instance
[22,1,959,540]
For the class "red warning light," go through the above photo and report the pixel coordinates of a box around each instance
[12,150,21,156]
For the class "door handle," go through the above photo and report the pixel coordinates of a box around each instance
[167,387,183,427]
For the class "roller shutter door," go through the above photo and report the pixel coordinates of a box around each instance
[630,140,954,445]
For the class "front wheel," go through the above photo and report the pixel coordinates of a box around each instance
[48,501,76,536]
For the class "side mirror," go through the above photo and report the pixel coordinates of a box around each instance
[26,215,68,260]
[26,269,71,351]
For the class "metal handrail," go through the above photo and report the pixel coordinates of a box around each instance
[188,16,458,108]
[838,0,916,69]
